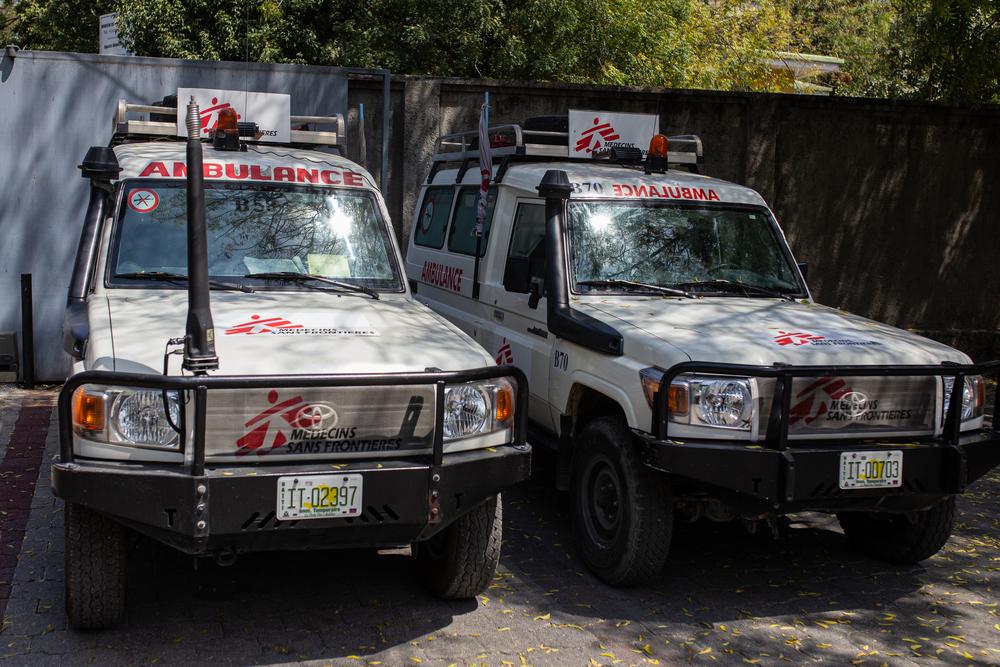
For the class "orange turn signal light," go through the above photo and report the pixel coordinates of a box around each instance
[72,388,105,432]
[648,134,669,158]
[667,384,689,418]
[495,385,514,423]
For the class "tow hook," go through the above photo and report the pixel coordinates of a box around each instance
[214,550,237,567]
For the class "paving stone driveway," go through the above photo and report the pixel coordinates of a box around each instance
[1,385,998,666]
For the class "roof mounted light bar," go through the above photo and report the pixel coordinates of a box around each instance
[111,99,346,150]
[432,123,702,170]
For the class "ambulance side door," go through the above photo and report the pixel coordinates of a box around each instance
[487,199,555,432]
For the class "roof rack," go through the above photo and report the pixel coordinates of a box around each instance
[111,99,346,150]
[431,123,702,171]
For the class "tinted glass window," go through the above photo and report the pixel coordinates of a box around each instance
[448,186,498,256]
[413,186,454,249]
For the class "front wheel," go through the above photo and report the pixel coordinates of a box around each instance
[416,494,502,599]
[572,417,672,585]
[64,503,127,630]
[837,496,956,564]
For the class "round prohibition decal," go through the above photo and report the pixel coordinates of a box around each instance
[127,188,159,213]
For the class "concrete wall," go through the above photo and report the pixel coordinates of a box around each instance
[373,76,1000,360]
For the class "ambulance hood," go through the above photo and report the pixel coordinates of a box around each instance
[102,291,494,375]
[579,298,970,367]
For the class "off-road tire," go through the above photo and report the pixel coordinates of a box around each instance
[837,496,956,564]
[572,417,672,585]
[65,503,127,630]
[417,494,502,599]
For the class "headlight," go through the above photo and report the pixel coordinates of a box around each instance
[943,375,984,422]
[640,369,754,431]
[693,379,752,428]
[443,378,515,441]
[72,385,183,449]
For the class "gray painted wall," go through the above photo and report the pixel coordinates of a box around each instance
[0,50,348,380]
[356,77,999,361]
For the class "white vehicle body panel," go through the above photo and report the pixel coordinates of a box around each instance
[407,160,974,441]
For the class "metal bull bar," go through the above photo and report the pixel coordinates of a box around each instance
[652,361,1000,448]
[58,366,529,476]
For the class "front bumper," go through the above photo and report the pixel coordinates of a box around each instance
[638,429,1000,513]
[645,360,1000,514]
[53,366,531,555]
[52,445,531,555]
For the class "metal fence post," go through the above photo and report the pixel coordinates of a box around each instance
[20,273,34,389]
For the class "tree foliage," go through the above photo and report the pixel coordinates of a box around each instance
[2,0,998,103]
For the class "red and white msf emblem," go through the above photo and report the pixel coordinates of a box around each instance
[236,390,306,455]
[774,330,826,346]
[575,116,621,154]
[789,377,850,425]
[495,338,513,365]
[199,97,241,135]
[224,315,304,335]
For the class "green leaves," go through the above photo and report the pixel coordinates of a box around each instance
[3,0,998,103]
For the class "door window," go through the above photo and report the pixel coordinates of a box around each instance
[504,203,546,293]
[413,186,454,249]
[447,186,498,256]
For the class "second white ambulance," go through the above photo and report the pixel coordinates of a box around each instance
[406,115,999,585]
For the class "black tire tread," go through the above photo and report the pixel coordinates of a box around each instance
[419,494,502,599]
[574,416,672,586]
[838,496,956,564]
[65,503,127,630]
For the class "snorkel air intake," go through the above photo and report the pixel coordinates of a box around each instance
[182,97,219,374]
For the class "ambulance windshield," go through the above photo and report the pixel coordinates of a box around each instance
[569,201,802,296]
[109,182,401,291]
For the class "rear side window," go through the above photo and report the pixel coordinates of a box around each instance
[413,187,454,249]
[448,186,498,256]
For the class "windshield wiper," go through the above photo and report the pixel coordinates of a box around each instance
[243,271,379,299]
[113,271,254,293]
[670,279,794,302]
[577,279,694,299]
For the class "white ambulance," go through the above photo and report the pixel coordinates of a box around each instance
[406,115,999,586]
[53,93,530,629]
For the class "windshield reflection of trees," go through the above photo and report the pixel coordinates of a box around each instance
[116,186,395,283]
[570,203,797,290]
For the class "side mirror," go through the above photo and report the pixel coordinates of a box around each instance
[503,256,532,293]
[528,281,542,310]
[797,261,809,282]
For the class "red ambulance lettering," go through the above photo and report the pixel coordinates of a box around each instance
[138,161,170,177]
[420,261,464,292]
[296,168,319,184]
[611,182,722,202]
[137,162,369,187]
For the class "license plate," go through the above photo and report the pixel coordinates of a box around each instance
[276,474,363,520]
[839,450,903,489]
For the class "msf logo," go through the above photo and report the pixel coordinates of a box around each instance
[774,330,826,346]
[575,116,621,154]
[225,315,304,335]
[495,338,513,365]
[199,97,241,135]
[789,377,850,426]
[236,390,338,456]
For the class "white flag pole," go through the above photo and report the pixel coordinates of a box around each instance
[472,91,490,300]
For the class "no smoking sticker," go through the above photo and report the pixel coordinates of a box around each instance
[127,189,159,213]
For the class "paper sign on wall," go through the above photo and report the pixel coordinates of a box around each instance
[568,110,659,158]
[177,88,291,143]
